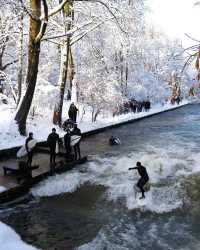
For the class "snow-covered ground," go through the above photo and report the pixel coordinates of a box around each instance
[0,100,189,150]
[0,221,39,250]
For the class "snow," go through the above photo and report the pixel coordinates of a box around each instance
[0,221,39,250]
[0,100,189,151]
[79,101,189,134]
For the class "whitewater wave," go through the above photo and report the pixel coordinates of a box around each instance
[31,171,90,197]
[31,141,200,213]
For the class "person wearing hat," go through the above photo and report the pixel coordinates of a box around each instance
[47,128,59,173]
[129,162,149,199]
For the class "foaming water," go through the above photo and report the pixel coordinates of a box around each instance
[31,142,200,214]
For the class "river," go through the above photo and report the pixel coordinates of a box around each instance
[1,103,200,250]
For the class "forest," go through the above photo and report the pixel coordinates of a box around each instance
[0,0,195,137]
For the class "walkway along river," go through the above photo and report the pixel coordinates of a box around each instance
[1,103,200,250]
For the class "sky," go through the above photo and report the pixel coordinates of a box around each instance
[148,0,200,46]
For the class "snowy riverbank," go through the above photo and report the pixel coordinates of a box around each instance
[0,221,39,250]
[0,100,189,151]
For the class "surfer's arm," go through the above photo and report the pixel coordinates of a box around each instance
[128,167,138,170]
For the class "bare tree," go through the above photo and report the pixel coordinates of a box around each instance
[53,0,73,126]
[15,0,48,135]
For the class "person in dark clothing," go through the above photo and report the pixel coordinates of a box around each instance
[109,136,121,146]
[129,161,149,199]
[64,129,72,161]
[25,132,34,168]
[144,99,151,112]
[71,124,81,160]
[175,96,181,105]
[47,128,59,173]
[62,119,73,132]
[68,102,78,123]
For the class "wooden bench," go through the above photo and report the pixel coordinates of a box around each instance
[3,161,39,183]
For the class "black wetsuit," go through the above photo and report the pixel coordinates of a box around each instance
[25,137,34,167]
[130,165,149,198]
[47,132,59,171]
[64,130,71,160]
[109,137,120,146]
[71,127,81,160]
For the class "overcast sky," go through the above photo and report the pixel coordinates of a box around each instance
[148,0,200,46]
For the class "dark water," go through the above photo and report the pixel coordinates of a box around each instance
[2,104,200,250]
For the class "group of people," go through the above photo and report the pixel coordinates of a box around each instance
[24,100,150,198]
[113,98,151,117]
[170,95,182,105]
[25,123,82,174]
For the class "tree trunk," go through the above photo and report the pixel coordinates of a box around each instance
[53,1,73,127]
[17,7,24,106]
[15,0,41,135]
[68,47,75,92]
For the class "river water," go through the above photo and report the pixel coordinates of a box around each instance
[1,104,200,250]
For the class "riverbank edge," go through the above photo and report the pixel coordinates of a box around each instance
[0,102,189,159]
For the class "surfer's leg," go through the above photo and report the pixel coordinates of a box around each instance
[53,152,56,164]
[77,143,81,159]
[140,186,145,199]
[50,153,53,165]
[27,152,32,167]
[50,147,53,164]
[30,152,33,166]
[140,179,149,199]
[137,178,145,199]
[74,146,77,160]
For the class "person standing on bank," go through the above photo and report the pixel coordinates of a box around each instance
[25,132,34,167]
[64,128,72,161]
[47,128,59,173]
[129,161,149,199]
[71,124,81,160]
[68,102,78,123]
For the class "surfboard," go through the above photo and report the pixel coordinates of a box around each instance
[114,138,121,144]
[17,146,27,158]
[28,139,37,149]
[71,135,81,146]
[17,139,37,158]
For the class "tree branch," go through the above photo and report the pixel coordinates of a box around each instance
[35,0,48,43]
[184,33,200,43]
[74,0,128,34]
[181,53,196,73]
[71,17,114,46]
[40,0,69,20]
[2,59,18,70]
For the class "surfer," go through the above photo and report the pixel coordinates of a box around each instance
[71,124,81,160]
[47,128,59,173]
[129,161,149,199]
[109,136,121,146]
[25,132,34,167]
[64,128,72,161]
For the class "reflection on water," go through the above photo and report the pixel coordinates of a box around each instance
[2,104,200,250]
